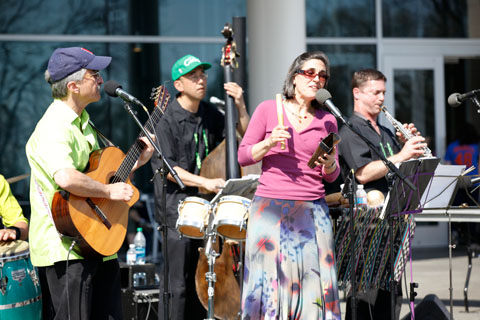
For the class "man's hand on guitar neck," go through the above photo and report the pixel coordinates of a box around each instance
[132,135,156,172]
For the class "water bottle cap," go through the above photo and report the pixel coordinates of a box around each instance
[137,227,143,232]
[129,244,135,248]
[357,184,364,189]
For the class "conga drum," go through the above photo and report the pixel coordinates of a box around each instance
[0,240,42,319]
[176,197,212,239]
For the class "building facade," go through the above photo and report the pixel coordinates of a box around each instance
[1,1,479,228]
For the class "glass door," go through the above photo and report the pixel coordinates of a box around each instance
[383,55,447,248]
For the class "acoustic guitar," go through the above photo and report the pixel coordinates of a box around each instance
[51,86,169,258]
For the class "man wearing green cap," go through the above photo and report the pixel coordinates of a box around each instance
[151,54,249,319]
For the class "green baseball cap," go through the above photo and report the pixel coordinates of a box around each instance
[171,54,211,81]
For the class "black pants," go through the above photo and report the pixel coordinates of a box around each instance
[39,258,122,320]
[345,288,402,320]
[158,226,206,320]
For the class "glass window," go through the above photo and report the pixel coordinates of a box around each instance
[0,0,129,35]
[159,0,245,37]
[306,0,375,37]
[307,44,377,116]
[393,70,435,152]
[383,0,469,38]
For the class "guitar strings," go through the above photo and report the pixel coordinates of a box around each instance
[95,87,168,209]
[111,87,167,184]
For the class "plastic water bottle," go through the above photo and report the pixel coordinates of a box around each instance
[356,184,368,209]
[126,243,136,265]
[134,227,146,265]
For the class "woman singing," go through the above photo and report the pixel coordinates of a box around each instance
[238,51,341,319]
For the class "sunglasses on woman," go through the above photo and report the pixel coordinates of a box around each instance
[296,69,329,82]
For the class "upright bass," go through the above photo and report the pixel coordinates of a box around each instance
[198,24,260,194]
[195,23,249,320]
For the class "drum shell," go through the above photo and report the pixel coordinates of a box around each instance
[176,196,212,239]
[0,241,42,320]
[213,195,251,240]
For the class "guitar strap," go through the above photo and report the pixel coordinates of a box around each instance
[88,120,116,148]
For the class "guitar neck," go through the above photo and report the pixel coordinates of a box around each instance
[113,89,168,183]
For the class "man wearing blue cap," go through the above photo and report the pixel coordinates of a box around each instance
[151,54,249,319]
[26,47,155,319]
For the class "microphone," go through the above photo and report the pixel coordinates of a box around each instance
[209,96,225,106]
[315,89,345,121]
[104,80,145,107]
[447,89,480,107]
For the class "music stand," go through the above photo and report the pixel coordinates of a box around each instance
[420,164,466,209]
[418,164,466,319]
[211,174,260,204]
[380,157,440,320]
[380,157,440,219]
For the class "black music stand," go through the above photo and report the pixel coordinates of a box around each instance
[381,157,440,219]
[380,157,440,320]
[418,163,467,319]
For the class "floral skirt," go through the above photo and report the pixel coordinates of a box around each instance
[241,196,341,320]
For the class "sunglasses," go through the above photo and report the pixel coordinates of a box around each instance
[296,69,329,82]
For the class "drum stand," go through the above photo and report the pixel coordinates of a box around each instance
[204,229,220,320]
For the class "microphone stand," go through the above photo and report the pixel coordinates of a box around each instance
[204,228,219,320]
[343,172,358,320]
[334,114,416,320]
[122,102,185,320]
[471,96,480,113]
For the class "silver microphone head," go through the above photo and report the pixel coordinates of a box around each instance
[209,96,225,106]
[447,93,461,107]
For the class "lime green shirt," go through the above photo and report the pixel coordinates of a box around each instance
[0,174,28,227]
[26,99,107,266]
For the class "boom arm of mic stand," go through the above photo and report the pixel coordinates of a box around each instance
[123,102,186,190]
[338,117,417,192]
[471,96,480,113]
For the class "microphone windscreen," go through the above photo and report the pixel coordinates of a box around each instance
[315,88,332,104]
[104,80,122,97]
[447,93,461,107]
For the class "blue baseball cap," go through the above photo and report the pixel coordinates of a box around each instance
[47,47,112,82]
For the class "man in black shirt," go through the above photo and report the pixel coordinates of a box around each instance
[338,69,427,320]
[151,54,249,320]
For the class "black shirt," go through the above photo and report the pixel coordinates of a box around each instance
[338,112,401,194]
[151,97,225,227]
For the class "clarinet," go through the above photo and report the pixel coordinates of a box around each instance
[380,105,433,158]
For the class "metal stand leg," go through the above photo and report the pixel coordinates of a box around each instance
[204,231,219,320]
[464,247,473,312]
[463,244,479,312]
[448,215,455,320]
[141,194,162,264]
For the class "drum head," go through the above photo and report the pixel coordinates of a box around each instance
[0,240,29,258]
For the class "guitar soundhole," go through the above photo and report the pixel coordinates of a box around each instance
[109,175,120,184]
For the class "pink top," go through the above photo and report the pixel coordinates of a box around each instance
[238,99,340,200]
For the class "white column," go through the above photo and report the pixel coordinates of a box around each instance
[247,0,306,112]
